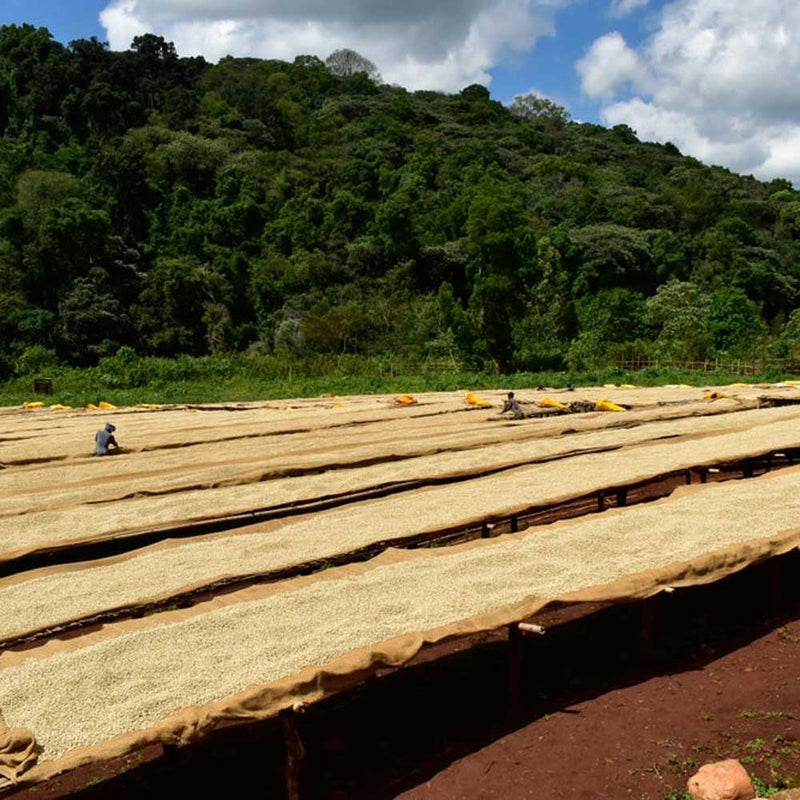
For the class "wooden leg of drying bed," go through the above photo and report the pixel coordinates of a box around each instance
[280,710,305,800]
[639,597,658,660]
[771,557,784,619]
[508,624,523,711]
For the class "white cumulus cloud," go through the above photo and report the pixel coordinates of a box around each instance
[99,0,575,93]
[576,31,644,99]
[577,0,800,183]
[610,0,649,17]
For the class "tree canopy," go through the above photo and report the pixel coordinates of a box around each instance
[325,48,380,82]
[1,23,799,377]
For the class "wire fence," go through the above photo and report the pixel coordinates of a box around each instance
[614,358,798,376]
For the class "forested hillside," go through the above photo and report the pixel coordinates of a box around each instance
[2,23,800,378]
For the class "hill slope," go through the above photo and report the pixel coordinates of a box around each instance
[2,24,800,375]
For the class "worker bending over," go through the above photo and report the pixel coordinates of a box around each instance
[93,422,119,456]
[501,391,526,420]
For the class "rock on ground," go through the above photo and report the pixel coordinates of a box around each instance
[688,759,755,800]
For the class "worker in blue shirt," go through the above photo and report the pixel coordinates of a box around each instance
[93,422,119,456]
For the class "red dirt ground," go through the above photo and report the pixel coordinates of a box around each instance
[396,617,800,800]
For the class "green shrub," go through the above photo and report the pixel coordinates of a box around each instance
[15,346,61,376]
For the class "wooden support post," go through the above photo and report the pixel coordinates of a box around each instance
[771,557,784,619]
[482,522,495,539]
[639,596,657,660]
[699,468,708,484]
[280,710,305,800]
[508,623,523,711]
[616,489,628,507]
[743,459,754,479]
[685,469,692,485]
[510,516,519,533]
[597,492,605,512]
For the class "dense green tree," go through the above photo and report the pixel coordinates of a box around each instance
[706,287,765,354]
[57,270,129,363]
[20,197,114,309]
[15,170,81,226]
[569,224,654,295]
[774,307,800,365]
[646,280,710,361]
[465,187,537,369]
[513,237,572,370]
[136,257,211,355]
[509,93,570,126]
[0,23,798,372]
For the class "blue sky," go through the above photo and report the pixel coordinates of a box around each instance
[3,0,800,183]
[489,1,667,121]
[3,0,107,47]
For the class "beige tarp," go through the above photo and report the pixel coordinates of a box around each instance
[3,382,785,467]
[0,719,36,784]
[2,467,800,785]
[3,385,800,786]
[0,393,486,466]
[0,395,759,515]
[2,406,800,641]
[5,409,800,641]
[0,398,800,561]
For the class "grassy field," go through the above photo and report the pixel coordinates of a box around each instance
[0,351,793,408]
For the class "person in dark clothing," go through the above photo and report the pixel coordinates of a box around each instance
[93,422,119,456]
[501,391,525,420]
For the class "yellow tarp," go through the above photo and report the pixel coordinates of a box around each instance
[22,402,45,409]
[465,392,492,408]
[595,399,626,412]
[394,395,418,406]
[537,398,570,410]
